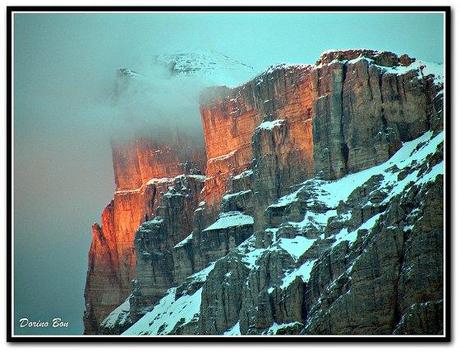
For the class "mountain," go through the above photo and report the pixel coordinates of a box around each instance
[83,50,252,334]
[153,50,256,87]
[84,49,444,335]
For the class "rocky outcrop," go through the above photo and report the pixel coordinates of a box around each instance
[84,140,205,334]
[127,188,254,330]
[312,54,440,180]
[201,49,442,229]
[198,254,250,334]
[196,129,444,336]
[129,175,205,322]
[315,49,415,67]
[199,86,261,211]
[83,176,172,334]
[87,49,444,336]
[83,220,120,334]
[200,63,315,216]
[303,175,443,335]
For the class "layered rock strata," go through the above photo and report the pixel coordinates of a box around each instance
[87,49,444,336]
[123,128,444,336]
[200,49,442,230]
[83,139,205,334]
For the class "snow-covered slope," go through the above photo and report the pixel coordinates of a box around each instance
[122,128,444,335]
[122,263,215,335]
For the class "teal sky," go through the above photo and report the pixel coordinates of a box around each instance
[13,11,444,335]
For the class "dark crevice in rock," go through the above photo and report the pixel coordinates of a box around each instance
[339,63,349,173]
[366,62,374,101]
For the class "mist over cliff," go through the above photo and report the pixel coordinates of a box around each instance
[108,51,256,150]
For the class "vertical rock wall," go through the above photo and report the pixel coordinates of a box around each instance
[83,140,205,334]
[86,49,444,335]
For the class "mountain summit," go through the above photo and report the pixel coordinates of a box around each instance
[153,50,256,86]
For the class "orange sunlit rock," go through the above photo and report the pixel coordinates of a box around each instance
[199,65,316,210]
[84,139,205,334]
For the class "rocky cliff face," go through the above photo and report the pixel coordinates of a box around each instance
[199,63,315,217]
[199,49,441,229]
[84,51,247,334]
[312,50,439,180]
[122,129,444,336]
[83,139,205,334]
[86,49,444,336]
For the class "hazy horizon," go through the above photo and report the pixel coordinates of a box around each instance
[13,11,444,335]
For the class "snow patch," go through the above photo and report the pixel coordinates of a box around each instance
[146,174,205,186]
[223,190,251,201]
[281,260,316,289]
[204,211,254,232]
[146,177,175,185]
[263,321,302,335]
[256,119,286,131]
[123,288,202,335]
[241,248,266,269]
[233,169,253,180]
[278,236,316,261]
[174,233,193,248]
[269,186,304,208]
[189,262,216,282]
[331,213,382,248]
[101,296,131,330]
[288,209,337,232]
[208,150,236,163]
[316,131,442,209]
[224,322,241,335]
[143,217,163,226]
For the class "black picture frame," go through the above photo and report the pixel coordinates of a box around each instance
[6,5,452,343]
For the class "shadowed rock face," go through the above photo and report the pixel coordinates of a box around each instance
[129,175,206,323]
[190,134,443,336]
[312,57,435,180]
[302,175,444,335]
[86,49,444,335]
